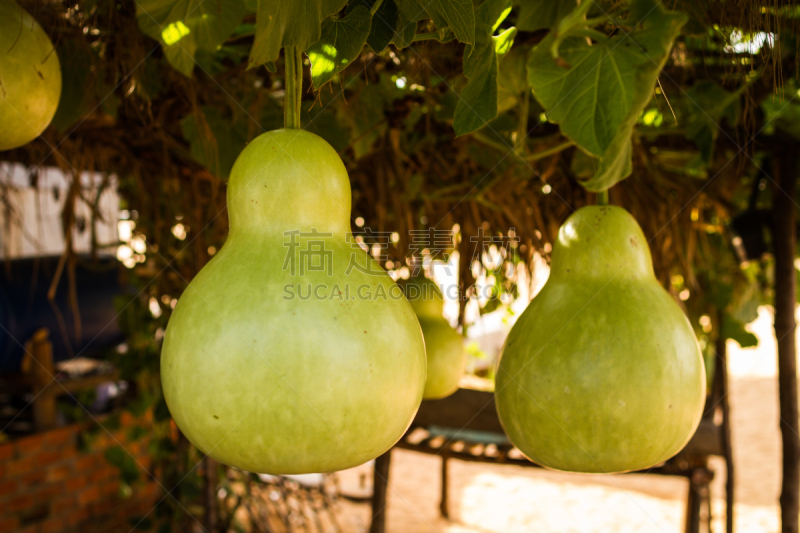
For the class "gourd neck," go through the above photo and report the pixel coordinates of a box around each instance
[548,206,655,282]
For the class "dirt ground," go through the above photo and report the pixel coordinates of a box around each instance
[334,306,788,532]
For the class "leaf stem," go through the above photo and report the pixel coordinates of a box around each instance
[597,190,609,205]
[413,32,443,42]
[283,46,303,129]
[521,140,575,162]
[370,0,385,16]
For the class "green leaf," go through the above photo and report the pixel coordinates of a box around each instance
[527,0,686,191]
[336,76,400,157]
[51,40,94,132]
[104,446,140,485]
[527,34,642,156]
[424,0,476,45]
[721,314,758,348]
[515,0,576,32]
[453,0,514,136]
[497,44,529,113]
[493,26,516,56]
[683,81,739,165]
[307,6,373,89]
[366,0,399,52]
[180,106,249,179]
[136,0,246,77]
[249,0,348,67]
[392,0,428,48]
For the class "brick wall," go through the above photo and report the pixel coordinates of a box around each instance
[0,414,160,533]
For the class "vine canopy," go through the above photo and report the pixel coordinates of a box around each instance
[134,0,692,192]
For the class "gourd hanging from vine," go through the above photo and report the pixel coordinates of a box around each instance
[496,202,706,473]
[160,47,426,474]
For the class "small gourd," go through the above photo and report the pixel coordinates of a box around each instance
[161,129,426,474]
[0,0,61,151]
[401,275,465,399]
[495,205,706,473]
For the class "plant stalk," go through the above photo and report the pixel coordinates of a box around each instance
[284,46,303,129]
[515,91,530,157]
[597,190,609,205]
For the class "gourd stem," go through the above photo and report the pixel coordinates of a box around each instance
[284,46,303,129]
[597,190,609,205]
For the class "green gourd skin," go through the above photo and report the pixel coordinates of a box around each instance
[161,129,426,474]
[402,276,466,399]
[0,0,61,151]
[495,206,706,474]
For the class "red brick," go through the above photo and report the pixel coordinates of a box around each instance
[40,517,66,533]
[6,454,38,477]
[19,469,46,487]
[88,465,116,484]
[0,517,19,533]
[37,484,61,501]
[74,454,101,473]
[43,426,77,449]
[100,478,119,496]
[77,485,103,505]
[8,493,35,512]
[46,464,73,483]
[0,480,16,499]
[0,443,14,462]
[14,433,45,455]
[66,506,89,526]
[35,450,66,465]
[65,475,88,492]
[51,494,77,514]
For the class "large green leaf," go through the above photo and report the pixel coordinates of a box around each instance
[453,0,514,136]
[136,0,246,77]
[515,0,576,32]
[424,0,476,45]
[308,6,373,89]
[248,0,349,67]
[527,0,686,191]
[528,34,641,156]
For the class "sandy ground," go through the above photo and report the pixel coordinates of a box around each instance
[333,306,789,532]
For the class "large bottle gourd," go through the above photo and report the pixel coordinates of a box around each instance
[0,0,61,150]
[161,129,426,474]
[496,206,705,473]
[402,275,465,399]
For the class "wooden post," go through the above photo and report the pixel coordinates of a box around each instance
[369,450,392,533]
[440,453,450,519]
[204,456,219,532]
[715,321,735,533]
[773,149,800,533]
[685,470,702,533]
[22,329,56,431]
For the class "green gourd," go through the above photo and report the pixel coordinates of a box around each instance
[161,129,426,474]
[401,275,466,399]
[0,0,61,151]
[495,205,706,473]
